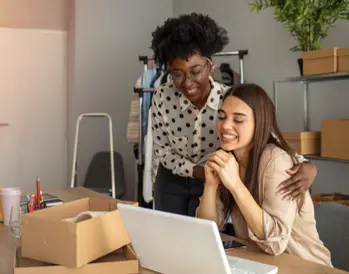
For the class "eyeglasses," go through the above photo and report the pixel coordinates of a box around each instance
[169,60,210,86]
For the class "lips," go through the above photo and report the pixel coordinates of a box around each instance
[185,87,199,97]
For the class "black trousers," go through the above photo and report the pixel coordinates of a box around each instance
[154,164,204,217]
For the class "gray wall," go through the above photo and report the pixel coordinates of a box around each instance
[173,0,349,194]
[68,0,172,199]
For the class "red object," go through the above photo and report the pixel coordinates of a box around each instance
[36,177,41,209]
[27,201,35,213]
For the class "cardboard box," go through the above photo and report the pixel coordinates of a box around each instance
[321,120,349,160]
[14,245,139,274]
[282,131,321,155]
[302,48,337,76]
[338,47,349,72]
[21,197,137,268]
[312,193,349,206]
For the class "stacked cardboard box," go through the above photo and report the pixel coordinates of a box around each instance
[302,47,349,75]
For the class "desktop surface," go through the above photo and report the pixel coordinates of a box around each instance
[0,187,347,274]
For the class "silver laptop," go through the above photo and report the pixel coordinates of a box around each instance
[117,204,278,274]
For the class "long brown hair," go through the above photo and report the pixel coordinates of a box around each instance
[218,83,304,221]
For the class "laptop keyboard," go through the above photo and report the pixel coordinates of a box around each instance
[226,256,256,274]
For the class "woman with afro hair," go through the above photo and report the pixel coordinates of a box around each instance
[150,13,317,217]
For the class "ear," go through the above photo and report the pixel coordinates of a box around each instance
[206,57,214,73]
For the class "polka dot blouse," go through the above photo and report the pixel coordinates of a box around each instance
[151,77,231,178]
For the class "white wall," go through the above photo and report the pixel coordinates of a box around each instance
[0,28,67,192]
[173,0,349,194]
[68,0,172,199]
[0,0,68,192]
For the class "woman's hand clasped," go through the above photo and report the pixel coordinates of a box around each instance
[206,150,243,193]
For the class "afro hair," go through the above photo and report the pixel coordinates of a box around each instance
[150,13,229,67]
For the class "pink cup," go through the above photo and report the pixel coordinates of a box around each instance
[0,187,21,226]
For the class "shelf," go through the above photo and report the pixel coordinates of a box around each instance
[275,72,349,83]
[306,155,349,164]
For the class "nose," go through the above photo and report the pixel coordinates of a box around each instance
[221,118,232,130]
[182,74,194,89]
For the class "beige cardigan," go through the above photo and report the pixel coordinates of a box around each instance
[216,144,332,267]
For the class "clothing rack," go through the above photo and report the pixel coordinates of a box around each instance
[213,50,248,84]
[134,50,248,207]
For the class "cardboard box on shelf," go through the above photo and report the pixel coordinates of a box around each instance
[282,131,321,155]
[321,120,349,161]
[312,193,349,206]
[21,197,137,268]
[14,244,139,274]
[338,47,349,72]
[302,48,338,76]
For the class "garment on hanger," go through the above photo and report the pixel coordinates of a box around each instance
[150,68,163,88]
[211,63,240,86]
[141,68,157,136]
[143,108,158,203]
[127,67,165,144]
[219,63,234,85]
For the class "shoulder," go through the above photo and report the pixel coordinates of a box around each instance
[211,80,231,93]
[259,144,294,176]
[152,82,177,102]
[257,144,295,200]
[210,80,231,105]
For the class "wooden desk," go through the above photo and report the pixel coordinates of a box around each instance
[0,187,347,274]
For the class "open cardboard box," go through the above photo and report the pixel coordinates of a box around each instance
[14,244,139,274]
[21,197,137,268]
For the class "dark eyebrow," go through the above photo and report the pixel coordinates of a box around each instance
[171,63,205,72]
[171,68,183,72]
[233,112,248,117]
[188,64,203,69]
[218,109,247,117]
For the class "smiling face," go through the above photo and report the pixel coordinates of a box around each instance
[169,54,212,108]
[217,96,255,152]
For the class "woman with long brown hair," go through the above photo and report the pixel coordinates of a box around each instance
[196,83,332,266]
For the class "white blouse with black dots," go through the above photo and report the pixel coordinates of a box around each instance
[151,77,231,178]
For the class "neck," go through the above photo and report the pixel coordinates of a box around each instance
[233,146,251,169]
[192,83,211,110]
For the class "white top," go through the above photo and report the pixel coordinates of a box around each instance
[151,77,231,178]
